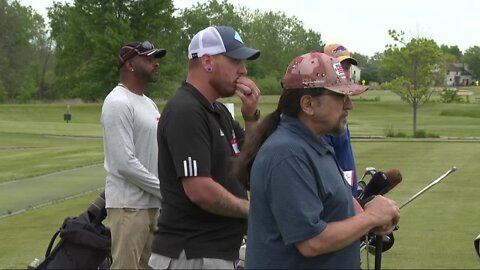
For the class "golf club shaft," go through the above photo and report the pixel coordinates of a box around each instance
[375,235,382,270]
[399,166,456,209]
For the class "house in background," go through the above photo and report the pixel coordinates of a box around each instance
[445,63,473,86]
[350,65,361,84]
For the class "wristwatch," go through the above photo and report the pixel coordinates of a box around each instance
[242,109,260,122]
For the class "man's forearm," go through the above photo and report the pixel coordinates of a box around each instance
[203,192,249,219]
[183,177,249,219]
[244,120,259,136]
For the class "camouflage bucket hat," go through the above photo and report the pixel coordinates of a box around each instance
[281,52,367,95]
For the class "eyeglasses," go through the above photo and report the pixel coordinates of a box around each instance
[324,92,350,104]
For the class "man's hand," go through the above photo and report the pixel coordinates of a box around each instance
[364,195,400,235]
[236,76,260,117]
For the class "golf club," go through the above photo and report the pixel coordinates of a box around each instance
[361,167,377,182]
[399,166,457,209]
[359,167,377,199]
[361,166,457,270]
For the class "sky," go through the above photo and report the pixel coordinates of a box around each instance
[20,0,480,57]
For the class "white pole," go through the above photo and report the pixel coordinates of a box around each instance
[224,102,235,119]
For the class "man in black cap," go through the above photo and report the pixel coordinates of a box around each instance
[149,26,261,269]
[102,41,165,269]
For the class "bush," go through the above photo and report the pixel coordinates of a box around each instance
[413,129,427,138]
[384,125,395,137]
[440,87,462,103]
[366,82,380,90]
[0,87,6,103]
[256,75,282,95]
[383,125,406,137]
[357,95,381,102]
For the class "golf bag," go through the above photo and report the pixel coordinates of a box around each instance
[32,192,111,270]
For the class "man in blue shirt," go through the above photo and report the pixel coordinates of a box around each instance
[323,43,362,196]
[234,52,400,269]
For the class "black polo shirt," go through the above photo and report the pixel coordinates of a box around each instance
[152,81,248,260]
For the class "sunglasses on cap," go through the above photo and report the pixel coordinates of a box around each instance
[131,41,155,54]
[118,41,165,68]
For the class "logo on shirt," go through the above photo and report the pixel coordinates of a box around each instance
[220,129,224,136]
[183,157,198,177]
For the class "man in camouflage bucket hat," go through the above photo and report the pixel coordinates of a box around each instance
[233,52,400,269]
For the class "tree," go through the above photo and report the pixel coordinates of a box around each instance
[463,46,480,80]
[351,52,382,84]
[242,9,323,94]
[0,0,49,102]
[48,0,181,101]
[379,29,445,134]
[178,0,323,95]
[440,44,462,63]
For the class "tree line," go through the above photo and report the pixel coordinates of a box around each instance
[1,0,480,104]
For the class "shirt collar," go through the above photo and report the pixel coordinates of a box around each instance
[181,81,219,113]
[279,115,334,156]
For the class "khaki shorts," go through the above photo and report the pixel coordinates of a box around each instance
[107,208,159,269]
[149,250,236,270]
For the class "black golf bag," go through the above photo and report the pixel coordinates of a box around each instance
[31,192,111,270]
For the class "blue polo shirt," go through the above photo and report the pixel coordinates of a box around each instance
[324,127,358,197]
[246,116,359,269]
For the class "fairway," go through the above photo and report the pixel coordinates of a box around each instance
[0,91,480,269]
[353,140,480,268]
[0,164,105,217]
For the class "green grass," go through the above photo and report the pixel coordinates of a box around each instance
[350,91,480,137]
[0,192,102,268]
[0,165,105,216]
[354,141,480,269]
[223,90,480,137]
[0,133,103,182]
[1,92,480,269]
[0,103,105,182]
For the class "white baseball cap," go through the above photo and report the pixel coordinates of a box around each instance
[188,26,260,60]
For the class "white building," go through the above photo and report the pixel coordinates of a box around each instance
[445,63,473,86]
[350,65,362,84]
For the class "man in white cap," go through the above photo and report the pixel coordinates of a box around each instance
[149,26,261,269]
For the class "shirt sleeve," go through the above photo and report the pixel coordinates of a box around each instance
[267,155,327,246]
[163,106,212,179]
[102,98,161,198]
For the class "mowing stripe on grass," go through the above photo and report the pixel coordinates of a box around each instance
[0,164,105,218]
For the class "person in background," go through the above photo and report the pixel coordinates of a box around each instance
[102,41,165,269]
[149,26,261,269]
[323,43,362,197]
[234,52,400,269]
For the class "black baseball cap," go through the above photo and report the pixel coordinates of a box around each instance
[118,41,166,69]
